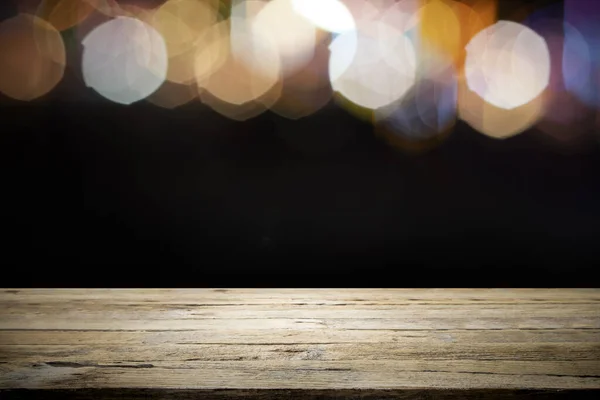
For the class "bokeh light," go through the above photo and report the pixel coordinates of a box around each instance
[329,22,417,111]
[146,80,197,109]
[458,76,546,139]
[563,0,600,110]
[252,0,319,77]
[291,0,355,34]
[149,0,219,84]
[229,1,281,84]
[198,20,280,106]
[81,16,168,105]
[35,0,98,31]
[84,0,156,18]
[0,13,66,101]
[444,0,496,74]
[375,55,458,153]
[464,20,550,110]
[417,0,462,66]
[270,37,332,119]
[2,0,600,154]
[193,20,229,84]
[379,0,421,34]
[196,20,281,120]
[520,4,596,151]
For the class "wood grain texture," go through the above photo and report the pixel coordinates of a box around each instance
[0,289,599,399]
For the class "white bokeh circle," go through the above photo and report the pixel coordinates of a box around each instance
[464,20,550,110]
[82,16,168,105]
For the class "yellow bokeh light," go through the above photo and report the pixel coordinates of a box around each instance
[458,78,546,139]
[200,89,278,121]
[449,0,496,73]
[418,0,462,64]
[193,21,229,84]
[252,0,318,77]
[229,1,283,85]
[195,20,281,120]
[145,0,219,84]
[35,0,98,31]
[146,80,197,109]
[151,0,218,57]
[0,13,66,101]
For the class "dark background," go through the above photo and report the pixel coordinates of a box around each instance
[1,0,598,287]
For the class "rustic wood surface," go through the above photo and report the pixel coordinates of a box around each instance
[0,289,599,399]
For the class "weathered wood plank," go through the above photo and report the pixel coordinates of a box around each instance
[1,389,598,400]
[2,360,600,389]
[2,342,599,362]
[1,317,597,330]
[2,289,599,304]
[0,289,598,399]
[3,304,599,319]
[2,329,599,345]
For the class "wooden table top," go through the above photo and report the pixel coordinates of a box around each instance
[1,289,599,399]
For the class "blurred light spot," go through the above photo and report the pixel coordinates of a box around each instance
[465,20,550,110]
[199,21,280,106]
[379,0,421,34]
[330,22,417,111]
[196,21,281,120]
[193,21,228,84]
[413,60,458,130]
[322,0,397,85]
[151,0,218,57]
[146,80,196,109]
[562,2,600,110]
[445,0,495,73]
[270,38,332,119]
[375,57,457,153]
[250,0,318,77]
[85,0,134,17]
[84,0,163,18]
[565,0,600,63]
[81,16,168,105]
[200,48,279,106]
[150,0,218,84]
[520,11,594,150]
[291,0,355,33]
[230,0,266,19]
[229,1,282,82]
[164,47,199,85]
[418,0,462,65]
[458,77,545,139]
[73,6,119,58]
[328,28,358,83]
[344,0,396,38]
[200,85,281,121]
[0,13,66,101]
[35,0,98,31]
[562,24,591,102]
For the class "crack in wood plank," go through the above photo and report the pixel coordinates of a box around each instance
[46,362,155,369]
